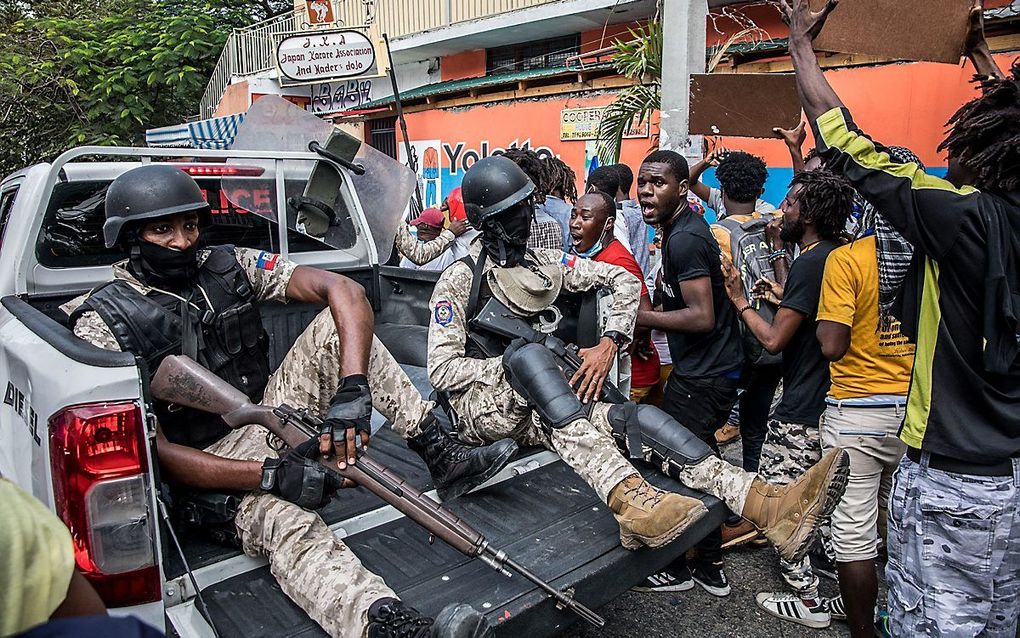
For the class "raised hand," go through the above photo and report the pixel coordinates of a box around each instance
[780,0,839,43]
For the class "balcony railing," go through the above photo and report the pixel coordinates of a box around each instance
[199,0,565,118]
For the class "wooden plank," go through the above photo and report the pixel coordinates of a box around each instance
[811,0,970,64]
[689,73,802,138]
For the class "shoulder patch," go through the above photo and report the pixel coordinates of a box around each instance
[561,252,577,268]
[255,251,279,271]
[434,300,454,327]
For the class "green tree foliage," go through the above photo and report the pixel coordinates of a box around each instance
[0,0,287,177]
[595,21,662,165]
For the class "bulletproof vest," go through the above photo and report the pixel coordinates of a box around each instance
[72,246,271,449]
[459,253,512,359]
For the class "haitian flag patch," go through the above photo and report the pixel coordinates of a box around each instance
[256,251,279,271]
[561,252,577,268]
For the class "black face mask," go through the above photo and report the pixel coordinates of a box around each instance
[129,241,199,288]
[481,204,531,267]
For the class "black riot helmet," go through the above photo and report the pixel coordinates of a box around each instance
[461,155,535,228]
[103,165,211,248]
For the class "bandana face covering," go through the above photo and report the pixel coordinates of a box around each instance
[481,204,531,267]
[130,241,199,288]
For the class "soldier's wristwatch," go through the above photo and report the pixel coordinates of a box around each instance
[602,331,627,349]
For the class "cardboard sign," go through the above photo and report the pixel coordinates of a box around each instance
[812,0,970,64]
[689,73,802,138]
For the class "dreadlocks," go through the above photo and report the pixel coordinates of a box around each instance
[543,156,578,203]
[791,168,854,242]
[938,60,1020,192]
[501,148,549,204]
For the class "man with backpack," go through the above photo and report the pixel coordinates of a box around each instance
[721,167,853,628]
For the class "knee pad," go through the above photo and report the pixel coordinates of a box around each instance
[505,343,587,429]
[607,403,713,476]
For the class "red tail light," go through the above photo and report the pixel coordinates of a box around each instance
[173,164,265,177]
[50,402,160,606]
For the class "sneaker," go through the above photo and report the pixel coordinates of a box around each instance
[810,551,838,581]
[631,566,695,592]
[692,562,731,597]
[720,518,760,549]
[714,422,741,445]
[874,610,892,637]
[822,594,846,621]
[755,592,831,629]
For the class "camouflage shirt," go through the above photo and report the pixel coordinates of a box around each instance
[394,223,455,265]
[427,243,641,394]
[62,247,298,351]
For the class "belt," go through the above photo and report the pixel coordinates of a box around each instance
[906,447,1015,477]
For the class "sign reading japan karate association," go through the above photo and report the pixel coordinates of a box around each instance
[276,30,377,83]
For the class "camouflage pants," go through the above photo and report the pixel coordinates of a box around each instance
[759,419,832,600]
[886,453,1020,637]
[203,308,434,638]
[450,377,754,510]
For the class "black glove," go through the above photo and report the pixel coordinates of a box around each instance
[320,374,372,463]
[261,438,342,510]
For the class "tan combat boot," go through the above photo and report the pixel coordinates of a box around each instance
[608,474,709,550]
[741,448,850,563]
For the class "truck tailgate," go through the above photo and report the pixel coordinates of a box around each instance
[189,429,726,637]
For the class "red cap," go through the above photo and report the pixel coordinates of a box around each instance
[447,187,466,222]
[411,207,445,227]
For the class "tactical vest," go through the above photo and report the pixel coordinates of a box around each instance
[71,247,271,449]
[459,252,510,360]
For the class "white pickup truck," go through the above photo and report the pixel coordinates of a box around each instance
[0,142,726,637]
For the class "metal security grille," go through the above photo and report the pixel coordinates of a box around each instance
[486,34,580,75]
[367,116,398,159]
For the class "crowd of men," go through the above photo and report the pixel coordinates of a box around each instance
[3,0,1016,637]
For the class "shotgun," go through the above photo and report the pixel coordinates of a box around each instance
[150,354,604,628]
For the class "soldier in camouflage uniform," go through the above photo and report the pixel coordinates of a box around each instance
[64,165,502,638]
[429,156,851,560]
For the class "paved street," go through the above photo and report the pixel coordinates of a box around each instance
[565,438,887,638]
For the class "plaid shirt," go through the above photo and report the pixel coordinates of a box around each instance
[528,219,564,251]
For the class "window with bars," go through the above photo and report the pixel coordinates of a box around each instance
[486,34,580,76]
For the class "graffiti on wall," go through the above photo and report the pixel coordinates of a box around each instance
[312,79,375,114]
[400,140,443,209]
[442,139,555,175]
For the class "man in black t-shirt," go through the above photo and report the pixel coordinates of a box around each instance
[722,168,852,629]
[632,150,746,597]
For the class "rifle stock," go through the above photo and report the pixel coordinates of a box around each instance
[150,355,604,628]
[470,298,628,404]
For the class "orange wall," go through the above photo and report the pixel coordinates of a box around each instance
[399,92,659,200]
[580,20,648,53]
[441,49,487,81]
[213,80,250,117]
[714,52,1016,169]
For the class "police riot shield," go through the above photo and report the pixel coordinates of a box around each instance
[226,95,415,263]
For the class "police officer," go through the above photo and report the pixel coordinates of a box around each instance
[427,156,850,561]
[64,164,505,638]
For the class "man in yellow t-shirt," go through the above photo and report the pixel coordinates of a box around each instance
[815,232,913,634]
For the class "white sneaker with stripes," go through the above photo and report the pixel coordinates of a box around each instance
[755,592,831,629]
[631,568,695,593]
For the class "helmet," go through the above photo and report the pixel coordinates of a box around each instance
[103,165,211,248]
[461,156,535,228]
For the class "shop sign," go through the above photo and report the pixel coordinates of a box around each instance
[277,30,377,83]
[560,106,649,141]
[312,79,375,114]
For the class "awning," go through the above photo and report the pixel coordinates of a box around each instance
[145,113,246,149]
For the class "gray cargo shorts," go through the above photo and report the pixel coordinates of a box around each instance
[886,452,1019,637]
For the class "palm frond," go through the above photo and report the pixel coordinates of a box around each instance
[595,83,660,164]
[610,21,662,81]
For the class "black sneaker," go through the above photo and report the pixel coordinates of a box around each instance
[692,562,731,597]
[631,566,695,592]
[822,594,846,621]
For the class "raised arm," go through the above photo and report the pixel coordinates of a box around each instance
[689,147,726,203]
[964,0,1005,79]
[780,0,845,123]
[394,223,456,265]
[773,121,808,175]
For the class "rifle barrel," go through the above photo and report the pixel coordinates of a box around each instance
[487,549,605,628]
